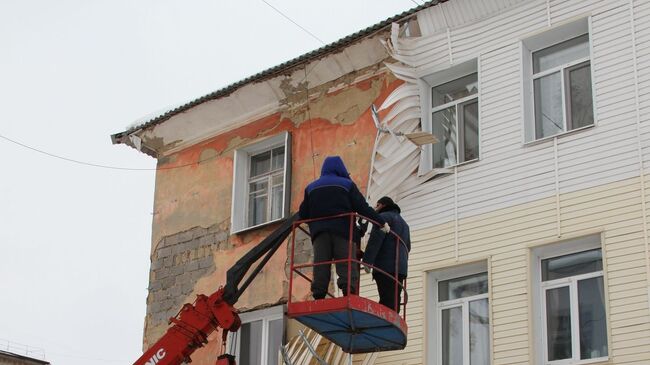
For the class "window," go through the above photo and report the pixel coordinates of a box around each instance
[523,18,594,142]
[532,235,608,364]
[231,132,291,233]
[247,146,285,226]
[420,59,480,173]
[231,306,285,365]
[427,262,490,365]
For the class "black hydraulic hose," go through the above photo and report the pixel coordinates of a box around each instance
[222,213,299,305]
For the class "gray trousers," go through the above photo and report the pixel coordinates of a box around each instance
[312,232,359,299]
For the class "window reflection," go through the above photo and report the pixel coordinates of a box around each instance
[439,272,488,301]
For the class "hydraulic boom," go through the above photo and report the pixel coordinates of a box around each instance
[133,214,298,365]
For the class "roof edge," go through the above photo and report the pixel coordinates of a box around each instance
[111,0,443,143]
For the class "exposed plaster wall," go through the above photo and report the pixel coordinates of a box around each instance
[143,69,403,360]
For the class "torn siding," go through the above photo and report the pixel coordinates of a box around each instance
[367,24,423,205]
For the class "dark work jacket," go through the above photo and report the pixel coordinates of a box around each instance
[298,156,386,240]
[363,208,410,277]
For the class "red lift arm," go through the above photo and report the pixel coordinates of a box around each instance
[133,214,299,365]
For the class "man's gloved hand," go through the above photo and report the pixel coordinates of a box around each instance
[381,223,391,234]
[363,265,371,274]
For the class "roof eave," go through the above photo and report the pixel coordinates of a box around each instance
[111,0,444,148]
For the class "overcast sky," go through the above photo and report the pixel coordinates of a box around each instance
[0,1,417,364]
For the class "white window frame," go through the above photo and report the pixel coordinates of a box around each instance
[231,132,291,234]
[521,17,597,143]
[426,261,490,365]
[229,305,285,365]
[419,59,480,174]
[531,234,609,365]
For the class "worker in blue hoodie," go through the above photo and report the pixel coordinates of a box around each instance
[299,156,390,299]
[363,196,410,313]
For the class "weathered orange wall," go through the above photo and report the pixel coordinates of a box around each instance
[144,70,401,360]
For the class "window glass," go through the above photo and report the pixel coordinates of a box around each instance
[426,68,479,170]
[266,319,284,365]
[246,145,286,227]
[537,240,608,364]
[233,132,290,232]
[439,272,488,301]
[534,72,563,139]
[568,63,594,130]
[533,34,590,73]
[271,174,283,187]
[271,175,283,221]
[240,320,263,365]
[469,299,490,365]
[546,286,572,361]
[434,267,489,365]
[271,146,285,171]
[248,181,268,226]
[250,151,271,177]
[578,277,608,359]
[432,107,457,168]
[527,29,594,142]
[542,249,602,281]
[432,73,478,106]
[461,101,479,162]
[442,306,463,365]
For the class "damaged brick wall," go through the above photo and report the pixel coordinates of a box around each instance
[145,224,229,348]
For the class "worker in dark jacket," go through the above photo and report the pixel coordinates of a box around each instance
[299,156,390,299]
[363,196,410,312]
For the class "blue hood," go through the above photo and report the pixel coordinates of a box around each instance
[321,156,350,178]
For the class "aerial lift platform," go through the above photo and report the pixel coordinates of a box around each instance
[132,213,408,365]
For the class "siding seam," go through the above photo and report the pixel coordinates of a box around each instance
[447,28,453,64]
[554,137,562,237]
[628,0,650,314]
[455,166,459,261]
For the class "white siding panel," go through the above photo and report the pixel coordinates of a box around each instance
[400,178,455,230]
[550,0,629,27]
[460,146,553,184]
[557,129,640,194]
[458,169,555,211]
[451,3,547,63]
[405,43,450,70]
[416,0,528,36]
[635,0,650,174]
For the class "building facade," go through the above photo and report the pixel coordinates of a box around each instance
[114,0,650,364]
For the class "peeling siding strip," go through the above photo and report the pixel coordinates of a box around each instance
[367,27,424,203]
[366,132,381,201]
[379,84,420,110]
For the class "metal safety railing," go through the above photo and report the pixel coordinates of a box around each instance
[0,339,46,360]
[288,212,408,318]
